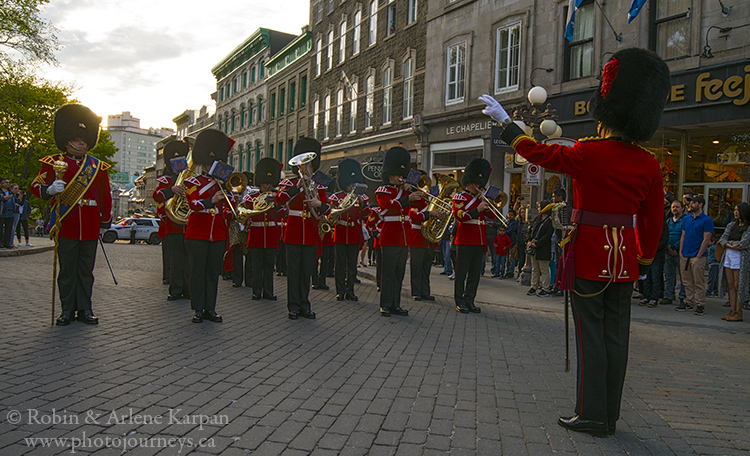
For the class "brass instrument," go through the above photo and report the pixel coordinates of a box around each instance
[327,183,366,228]
[477,187,510,227]
[224,172,248,246]
[398,175,454,213]
[288,152,331,238]
[236,191,276,224]
[165,148,197,225]
[226,172,247,195]
[422,174,461,243]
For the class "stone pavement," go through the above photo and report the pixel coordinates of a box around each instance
[0,243,748,455]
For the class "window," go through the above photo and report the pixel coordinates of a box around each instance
[383,66,392,125]
[300,76,307,107]
[315,39,322,76]
[219,86,224,102]
[231,111,236,131]
[446,42,466,104]
[327,31,334,70]
[288,139,294,160]
[251,67,256,83]
[248,103,254,126]
[240,106,245,129]
[652,0,690,60]
[259,60,264,78]
[350,81,358,132]
[353,11,362,55]
[257,97,263,123]
[387,0,396,36]
[407,0,417,25]
[238,148,243,172]
[328,0,334,14]
[495,22,521,93]
[403,58,414,119]
[269,143,274,159]
[339,21,347,63]
[336,89,344,136]
[233,78,237,94]
[324,94,331,139]
[278,142,283,163]
[564,0,594,80]
[290,82,296,113]
[313,99,320,139]
[270,93,276,120]
[316,0,323,22]
[242,72,247,88]
[365,75,374,129]
[279,88,286,116]
[256,143,261,163]
[369,1,377,46]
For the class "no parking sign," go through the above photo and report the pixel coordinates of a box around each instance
[526,164,541,186]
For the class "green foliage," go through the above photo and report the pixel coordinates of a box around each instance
[89,129,118,173]
[0,0,59,72]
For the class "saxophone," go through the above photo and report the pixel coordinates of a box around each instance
[165,148,198,225]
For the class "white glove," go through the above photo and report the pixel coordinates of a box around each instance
[47,180,66,196]
[479,94,511,125]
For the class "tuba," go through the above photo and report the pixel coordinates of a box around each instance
[165,148,198,225]
[288,152,332,238]
[421,174,461,243]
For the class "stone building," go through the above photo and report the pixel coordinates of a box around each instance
[265,30,312,176]
[212,28,297,173]
[105,112,174,185]
[308,0,427,185]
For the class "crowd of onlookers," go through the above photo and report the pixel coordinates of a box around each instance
[0,176,36,250]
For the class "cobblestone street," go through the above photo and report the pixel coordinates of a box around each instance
[1,241,749,455]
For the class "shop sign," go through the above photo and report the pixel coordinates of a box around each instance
[362,162,383,182]
[526,164,541,186]
[445,120,496,136]
[491,126,506,153]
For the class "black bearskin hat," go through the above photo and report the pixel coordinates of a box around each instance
[243,171,254,187]
[382,147,410,184]
[254,158,281,187]
[462,158,491,187]
[163,139,189,175]
[192,129,234,166]
[292,137,321,171]
[337,159,364,190]
[54,104,101,152]
[589,48,671,143]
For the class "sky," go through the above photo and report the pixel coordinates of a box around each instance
[38,0,309,130]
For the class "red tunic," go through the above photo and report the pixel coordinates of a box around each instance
[375,185,412,247]
[331,191,371,245]
[275,177,330,246]
[366,207,384,249]
[31,154,113,241]
[184,174,233,241]
[407,199,436,249]
[452,190,495,246]
[243,190,282,248]
[152,175,186,237]
[502,124,663,282]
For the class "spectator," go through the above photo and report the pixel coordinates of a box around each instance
[550,189,568,296]
[641,207,669,307]
[486,218,500,277]
[526,200,554,297]
[678,195,714,315]
[492,226,512,278]
[706,234,720,298]
[505,209,520,278]
[15,190,32,246]
[35,218,45,237]
[0,177,16,249]
[9,183,21,247]
[718,202,750,322]
[661,200,687,305]
[682,189,693,208]
[130,219,137,244]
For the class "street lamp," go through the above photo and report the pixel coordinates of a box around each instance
[511,85,561,286]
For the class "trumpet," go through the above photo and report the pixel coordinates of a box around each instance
[477,186,510,227]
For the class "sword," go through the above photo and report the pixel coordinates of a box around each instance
[564,289,570,372]
[98,236,118,285]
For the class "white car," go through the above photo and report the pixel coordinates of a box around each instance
[102,217,161,244]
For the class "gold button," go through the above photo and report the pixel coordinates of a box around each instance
[621,246,626,251]
[602,270,608,275]
[623,271,628,275]
[604,245,610,250]
[603,225,608,229]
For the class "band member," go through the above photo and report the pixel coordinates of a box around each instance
[376,147,421,317]
[241,171,254,287]
[408,173,439,302]
[276,137,330,320]
[314,185,335,291]
[452,159,495,314]
[153,139,190,301]
[225,172,252,288]
[31,104,113,325]
[366,203,384,291]
[332,159,370,301]
[245,158,282,300]
[480,47,668,437]
[183,129,236,324]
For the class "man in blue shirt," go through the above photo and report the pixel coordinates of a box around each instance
[661,200,686,305]
[678,195,714,315]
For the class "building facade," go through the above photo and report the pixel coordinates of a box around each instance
[265,30,312,176]
[212,28,297,173]
[308,0,427,186]
[106,112,174,185]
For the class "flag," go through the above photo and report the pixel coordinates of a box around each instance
[628,0,648,23]
[565,0,584,42]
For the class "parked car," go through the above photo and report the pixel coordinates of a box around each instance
[102,217,161,244]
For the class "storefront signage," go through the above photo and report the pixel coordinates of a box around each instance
[362,162,383,182]
[446,120,496,136]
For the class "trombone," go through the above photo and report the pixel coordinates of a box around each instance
[477,187,510,227]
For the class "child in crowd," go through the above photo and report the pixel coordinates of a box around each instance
[706,233,720,298]
[492,226,513,278]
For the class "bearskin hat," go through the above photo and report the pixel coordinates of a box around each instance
[254,158,281,187]
[163,139,189,175]
[192,129,234,166]
[243,171,254,186]
[462,158,491,188]
[292,137,321,171]
[54,104,101,152]
[589,48,671,143]
[381,147,411,184]
[337,159,364,190]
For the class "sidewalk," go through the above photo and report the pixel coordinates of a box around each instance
[0,235,54,258]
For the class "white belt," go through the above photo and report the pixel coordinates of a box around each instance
[411,224,422,230]
[463,219,485,225]
[337,220,356,227]
[383,216,406,222]
[196,208,218,214]
[251,221,278,227]
[288,210,311,218]
[78,198,98,206]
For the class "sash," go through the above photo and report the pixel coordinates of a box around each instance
[49,155,102,229]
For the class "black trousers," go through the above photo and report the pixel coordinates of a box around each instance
[251,247,276,297]
[410,247,433,298]
[0,217,13,248]
[230,246,244,286]
[380,245,408,310]
[57,238,98,313]
[335,243,358,296]
[454,244,484,308]
[572,278,632,425]
[166,233,189,296]
[317,244,334,286]
[286,243,316,313]
[161,237,170,281]
[185,239,224,312]
[374,248,382,288]
[276,240,287,274]
[245,248,253,285]
[16,219,29,242]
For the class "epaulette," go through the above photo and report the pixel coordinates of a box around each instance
[157,176,170,185]
[279,178,294,187]
[316,184,327,190]
[577,136,605,142]
[636,144,657,157]
[376,186,389,193]
[185,176,201,186]
[361,194,369,202]
[453,192,469,202]
[100,161,112,171]
[39,155,57,166]
[329,193,340,202]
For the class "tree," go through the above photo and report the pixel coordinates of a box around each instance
[0,0,59,73]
